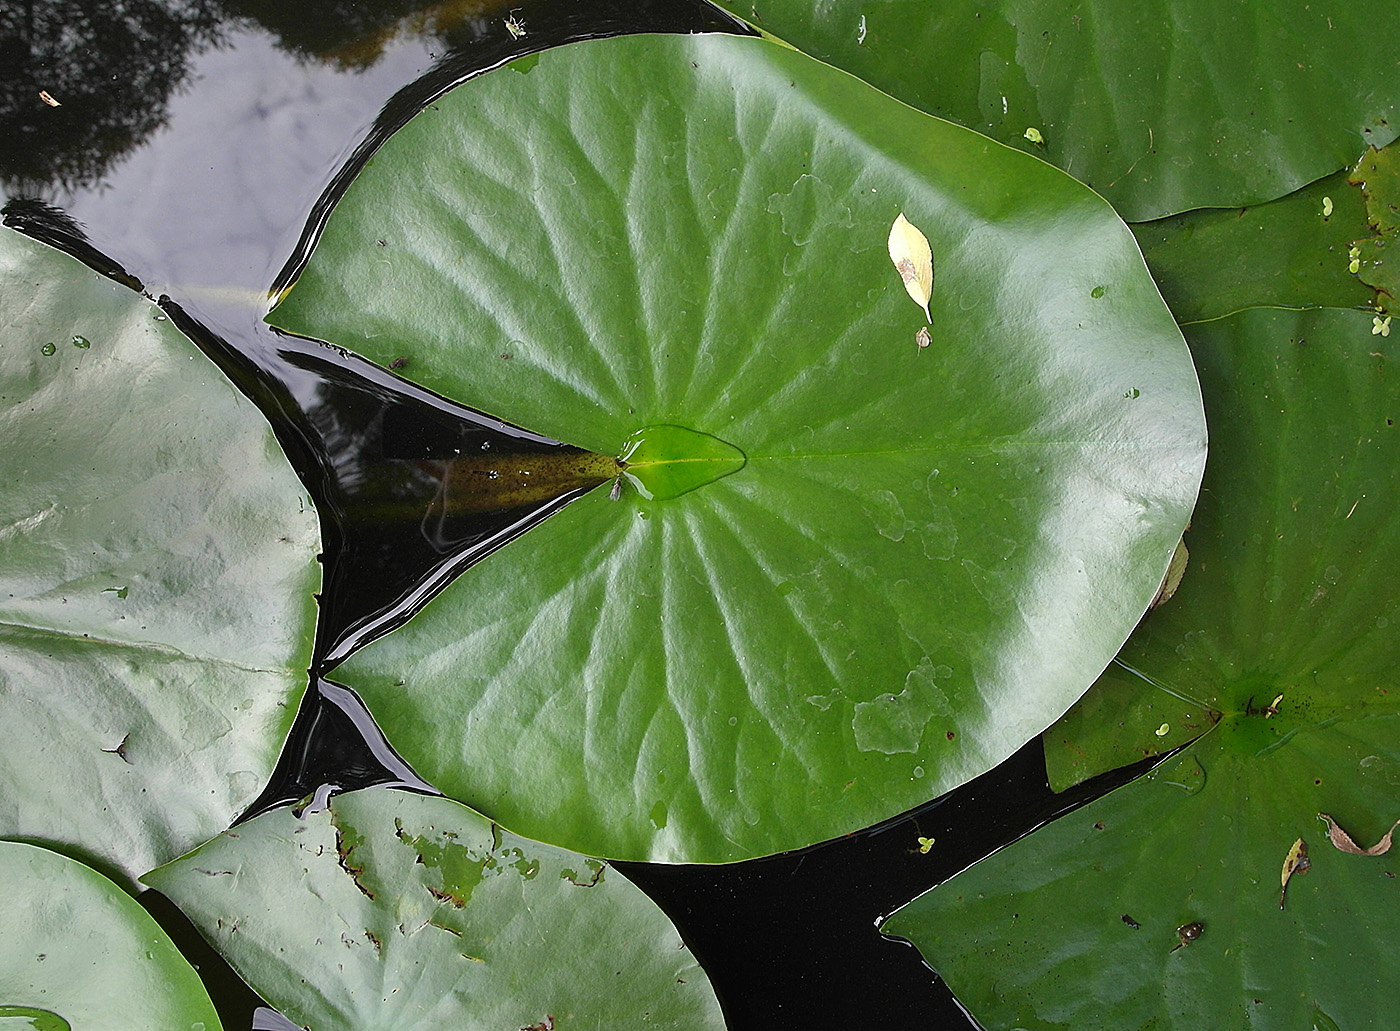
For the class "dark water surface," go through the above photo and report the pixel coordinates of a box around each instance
[2,3,1155,1028]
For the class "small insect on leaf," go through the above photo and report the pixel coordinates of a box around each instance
[505,10,527,39]
[1024,127,1044,144]
[1317,813,1400,856]
[1279,837,1310,909]
[915,326,931,351]
[888,213,934,323]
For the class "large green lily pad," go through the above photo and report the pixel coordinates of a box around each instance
[0,228,320,890]
[886,307,1400,1031]
[268,33,1205,862]
[144,789,724,1031]
[0,840,222,1031]
[715,0,1400,220]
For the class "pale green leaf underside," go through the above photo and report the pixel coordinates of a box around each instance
[0,229,320,889]
[144,789,724,1031]
[0,841,222,1031]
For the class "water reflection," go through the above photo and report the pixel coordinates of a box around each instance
[0,0,224,191]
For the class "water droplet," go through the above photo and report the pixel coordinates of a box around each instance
[40,342,56,356]
[727,716,738,726]
[71,335,91,348]
[913,765,925,778]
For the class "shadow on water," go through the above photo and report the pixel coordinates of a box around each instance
[3,3,1175,1029]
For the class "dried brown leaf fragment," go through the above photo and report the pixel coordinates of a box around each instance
[1317,813,1400,856]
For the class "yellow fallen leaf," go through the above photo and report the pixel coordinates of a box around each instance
[888,212,933,323]
[1318,812,1400,856]
[1279,837,1310,909]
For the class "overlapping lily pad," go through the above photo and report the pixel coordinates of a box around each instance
[0,229,320,890]
[0,840,223,1031]
[1131,168,1378,323]
[885,307,1400,1031]
[716,0,1400,220]
[267,32,1205,862]
[144,789,723,1031]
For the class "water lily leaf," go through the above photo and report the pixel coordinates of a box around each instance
[713,0,1400,219]
[1131,167,1379,323]
[0,229,320,890]
[887,212,933,321]
[886,308,1400,1031]
[267,33,1205,862]
[1350,144,1400,308]
[1352,144,1400,235]
[0,840,222,1031]
[144,789,723,1031]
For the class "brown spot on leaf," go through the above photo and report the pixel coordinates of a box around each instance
[426,884,467,908]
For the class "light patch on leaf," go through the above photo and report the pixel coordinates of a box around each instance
[1024,127,1044,144]
[1317,813,1400,856]
[887,212,934,322]
[853,689,933,754]
[1279,837,1310,908]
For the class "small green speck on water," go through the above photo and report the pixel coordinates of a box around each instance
[1091,285,1106,298]
[71,335,90,349]
[40,343,56,356]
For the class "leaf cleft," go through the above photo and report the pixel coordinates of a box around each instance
[617,425,746,501]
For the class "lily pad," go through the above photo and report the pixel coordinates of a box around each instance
[0,228,320,890]
[1131,167,1378,324]
[1350,143,1400,309]
[0,840,222,1031]
[268,33,1205,862]
[886,307,1400,1031]
[714,0,1400,220]
[144,789,724,1031]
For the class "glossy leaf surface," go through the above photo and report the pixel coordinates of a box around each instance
[1132,168,1378,324]
[715,0,1400,220]
[0,229,320,889]
[145,789,723,1031]
[0,840,222,1031]
[269,33,1205,862]
[888,308,1400,1031]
